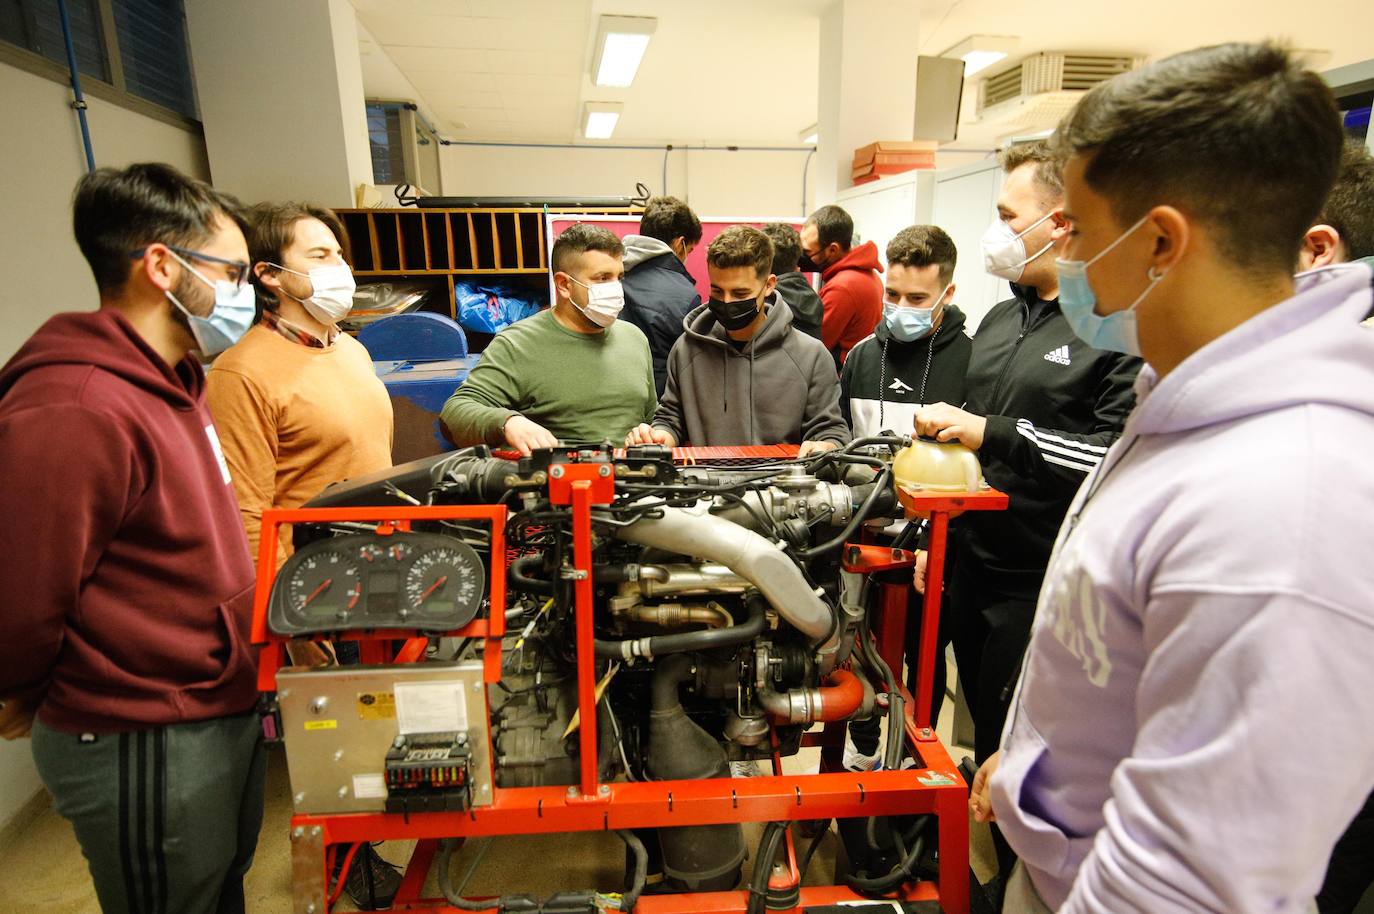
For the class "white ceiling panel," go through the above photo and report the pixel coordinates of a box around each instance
[354,0,1374,147]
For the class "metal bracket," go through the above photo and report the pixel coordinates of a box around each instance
[290,825,327,914]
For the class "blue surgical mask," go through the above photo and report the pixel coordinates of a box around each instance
[1055,214,1165,356]
[882,283,950,343]
[166,251,257,356]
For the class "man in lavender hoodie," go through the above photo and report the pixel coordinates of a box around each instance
[968,43,1374,913]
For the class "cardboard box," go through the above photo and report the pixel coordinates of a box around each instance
[852,140,939,167]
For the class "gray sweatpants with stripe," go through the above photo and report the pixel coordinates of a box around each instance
[31,711,266,914]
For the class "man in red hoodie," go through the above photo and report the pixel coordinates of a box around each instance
[800,204,885,364]
[0,163,265,914]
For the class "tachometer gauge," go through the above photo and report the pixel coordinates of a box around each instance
[286,551,362,621]
[404,543,485,627]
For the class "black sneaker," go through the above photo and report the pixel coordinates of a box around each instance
[345,844,403,910]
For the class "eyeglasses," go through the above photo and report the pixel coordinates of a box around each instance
[129,244,250,288]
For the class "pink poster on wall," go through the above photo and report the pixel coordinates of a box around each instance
[547,215,807,303]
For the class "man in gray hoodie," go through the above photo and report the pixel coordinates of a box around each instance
[959,43,1374,914]
[626,225,848,454]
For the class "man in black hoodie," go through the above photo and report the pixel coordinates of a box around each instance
[839,224,972,769]
[620,196,703,397]
[913,141,1140,883]
[842,225,971,437]
[916,143,1141,762]
[762,222,824,340]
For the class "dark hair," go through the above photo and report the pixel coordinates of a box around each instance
[998,140,1064,203]
[707,225,775,280]
[552,223,625,274]
[761,223,802,276]
[73,162,245,296]
[246,202,350,311]
[886,225,957,285]
[638,196,702,246]
[1317,140,1374,262]
[1052,42,1344,272]
[805,204,853,252]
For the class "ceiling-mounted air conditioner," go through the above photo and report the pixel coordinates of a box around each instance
[973,52,1144,129]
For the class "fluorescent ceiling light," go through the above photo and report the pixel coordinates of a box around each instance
[592,16,657,88]
[942,35,1019,77]
[799,124,818,145]
[583,102,623,140]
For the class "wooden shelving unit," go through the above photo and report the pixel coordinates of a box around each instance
[336,207,640,320]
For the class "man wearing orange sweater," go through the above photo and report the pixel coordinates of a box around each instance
[206,202,399,907]
[800,204,885,365]
[208,203,393,571]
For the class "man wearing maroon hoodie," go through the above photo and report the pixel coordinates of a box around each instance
[0,163,265,914]
[799,204,885,364]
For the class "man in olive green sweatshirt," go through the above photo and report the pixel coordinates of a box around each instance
[441,224,657,455]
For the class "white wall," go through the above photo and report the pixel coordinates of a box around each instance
[440,144,816,219]
[0,59,208,829]
[186,0,371,208]
[0,63,209,361]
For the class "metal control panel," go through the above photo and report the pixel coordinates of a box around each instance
[276,662,492,814]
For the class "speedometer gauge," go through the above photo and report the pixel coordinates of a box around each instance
[404,543,485,627]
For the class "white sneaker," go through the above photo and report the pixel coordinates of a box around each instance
[843,743,881,772]
[729,760,761,778]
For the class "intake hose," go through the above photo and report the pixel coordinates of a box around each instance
[612,501,838,654]
[596,593,767,661]
[799,469,896,560]
[756,668,868,725]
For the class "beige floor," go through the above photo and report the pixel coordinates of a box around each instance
[0,664,993,913]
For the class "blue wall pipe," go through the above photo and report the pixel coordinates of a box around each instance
[56,0,96,173]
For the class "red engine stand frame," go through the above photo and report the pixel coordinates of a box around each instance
[253,471,1007,914]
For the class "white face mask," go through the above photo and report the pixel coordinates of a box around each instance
[567,277,624,328]
[981,210,1057,283]
[271,262,356,323]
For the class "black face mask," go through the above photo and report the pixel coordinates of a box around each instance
[707,292,762,332]
[797,252,823,273]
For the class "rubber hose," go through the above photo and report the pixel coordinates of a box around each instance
[595,593,767,660]
[746,821,789,914]
[797,821,831,885]
[508,554,554,596]
[436,838,497,911]
[616,829,649,912]
[858,614,906,772]
[845,831,928,896]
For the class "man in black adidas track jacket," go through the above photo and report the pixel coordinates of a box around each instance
[914,143,1142,773]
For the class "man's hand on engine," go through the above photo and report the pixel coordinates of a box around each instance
[625,424,676,448]
[913,402,987,451]
[913,549,928,594]
[504,415,560,457]
[797,439,839,458]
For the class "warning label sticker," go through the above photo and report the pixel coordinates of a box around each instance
[357,691,397,721]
